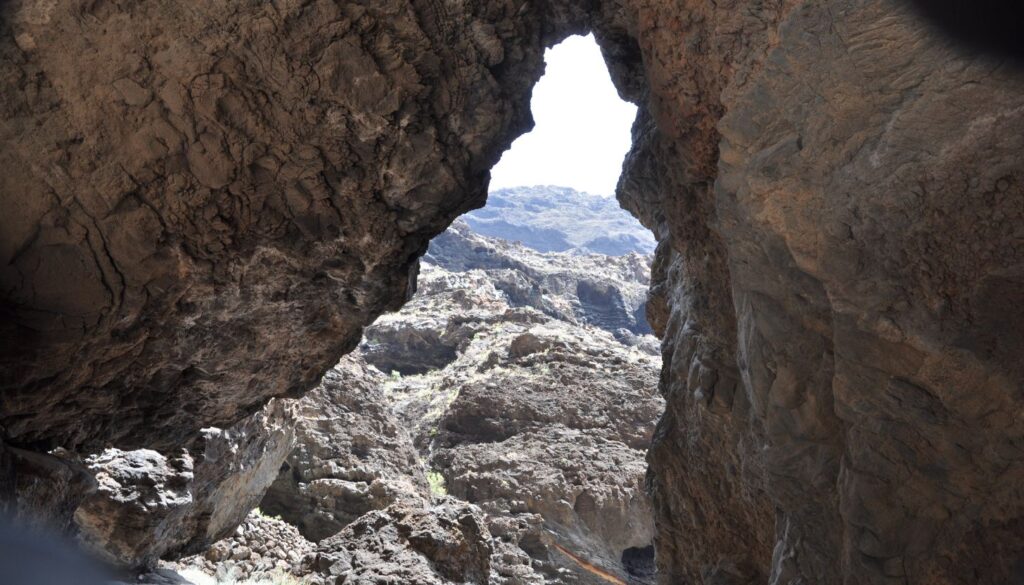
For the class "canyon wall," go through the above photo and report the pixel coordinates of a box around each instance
[1,1,1023,584]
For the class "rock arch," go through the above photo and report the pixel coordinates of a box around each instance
[1,1,1023,584]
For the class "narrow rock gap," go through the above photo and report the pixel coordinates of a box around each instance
[249,33,663,585]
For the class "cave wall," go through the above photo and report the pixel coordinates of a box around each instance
[625,1,1024,583]
[0,0,567,451]
[2,1,1023,584]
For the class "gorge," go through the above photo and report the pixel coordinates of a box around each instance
[2,1,1024,584]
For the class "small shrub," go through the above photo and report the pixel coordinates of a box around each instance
[427,470,447,497]
[248,507,284,522]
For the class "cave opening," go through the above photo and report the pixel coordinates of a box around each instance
[489,34,637,198]
[622,545,657,579]
[1,25,666,585]
[467,33,653,256]
[388,32,664,583]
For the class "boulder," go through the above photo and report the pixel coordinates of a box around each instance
[261,356,428,542]
[306,499,492,585]
[74,400,295,569]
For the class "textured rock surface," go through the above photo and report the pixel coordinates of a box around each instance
[0,0,563,451]
[261,356,428,542]
[166,501,495,585]
[168,510,315,583]
[423,221,654,338]
[74,400,295,569]
[261,234,660,584]
[428,321,661,584]
[358,242,662,584]
[623,2,1024,584]
[2,1,1024,584]
[306,499,492,585]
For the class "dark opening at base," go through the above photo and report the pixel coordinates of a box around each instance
[622,545,656,578]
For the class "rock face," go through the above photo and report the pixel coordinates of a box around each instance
[422,221,654,338]
[623,3,1024,584]
[463,186,656,255]
[3,2,1024,585]
[226,234,658,585]
[428,322,662,585]
[74,400,295,569]
[357,244,662,584]
[306,499,493,585]
[0,0,556,452]
[260,356,428,542]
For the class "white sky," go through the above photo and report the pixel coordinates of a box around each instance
[488,34,638,197]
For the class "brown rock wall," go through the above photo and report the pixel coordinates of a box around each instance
[2,1,1023,584]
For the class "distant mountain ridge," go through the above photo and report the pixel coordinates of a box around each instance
[463,185,656,255]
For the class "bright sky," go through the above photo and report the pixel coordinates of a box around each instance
[488,34,638,197]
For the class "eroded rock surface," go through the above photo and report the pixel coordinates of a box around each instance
[357,242,662,584]
[2,1,1024,584]
[0,0,565,452]
[74,400,295,569]
[623,3,1024,584]
[424,221,653,338]
[261,356,429,542]
[306,499,493,585]
[428,322,661,585]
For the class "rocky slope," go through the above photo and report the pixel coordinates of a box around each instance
[365,220,656,372]
[372,257,663,584]
[169,510,314,584]
[426,322,662,584]
[166,230,661,585]
[3,2,1024,585]
[259,356,429,542]
[463,186,656,255]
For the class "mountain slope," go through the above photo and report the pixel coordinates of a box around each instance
[464,186,656,255]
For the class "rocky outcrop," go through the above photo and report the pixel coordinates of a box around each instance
[177,500,498,585]
[74,400,295,569]
[168,510,315,583]
[260,356,428,542]
[463,186,656,255]
[357,247,662,583]
[423,221,654,337]
[3,1,1024,584]
[253,237,659,584]
[428,321,662,584]
[305,499,493,585]
[622,3,1024,584]
[0,0,564,453]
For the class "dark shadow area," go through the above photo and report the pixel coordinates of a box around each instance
[904,0,1024,62]
[622,545,656,579]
